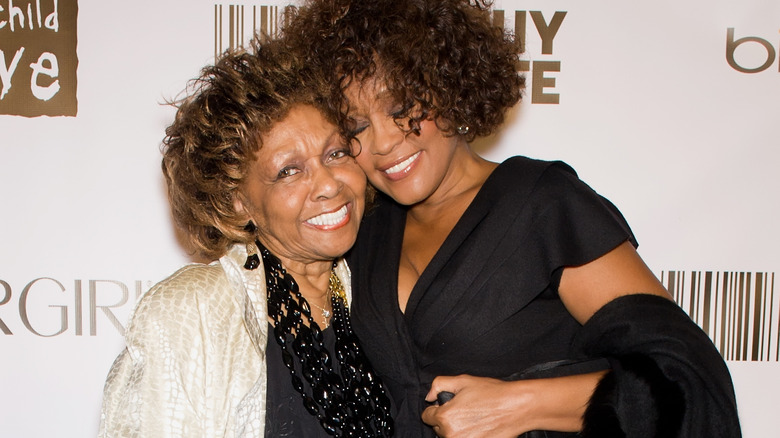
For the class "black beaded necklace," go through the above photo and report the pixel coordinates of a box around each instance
[255,242,394,437]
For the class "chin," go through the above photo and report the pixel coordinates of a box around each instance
[383,176,435,205]
[387,187,430,206]
[314,236,358,260]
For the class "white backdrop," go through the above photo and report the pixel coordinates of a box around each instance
[1,1,778,436]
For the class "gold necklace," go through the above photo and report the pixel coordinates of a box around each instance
[309,294,332,320]
[328,268,347,301]
[308,269,344,325]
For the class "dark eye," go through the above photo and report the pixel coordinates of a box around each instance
[390,104,416,131]
[277,167,301,179]
[327,146,354,162]
[349,123,368,138]
[330,149,349,160]
[389,106,405,119]
[346,116,369,138]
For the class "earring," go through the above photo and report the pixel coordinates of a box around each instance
[456,125,470,135]
[244,221,260,270]
[244,241,260,270]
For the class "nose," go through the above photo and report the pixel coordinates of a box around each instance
[368,116,404,156]
[311,164,343,200]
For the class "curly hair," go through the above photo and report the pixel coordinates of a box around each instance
[162,38,331,259]
[283,0,524,142]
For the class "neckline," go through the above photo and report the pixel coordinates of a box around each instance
[267,321,334,333]
[394,157,521,318]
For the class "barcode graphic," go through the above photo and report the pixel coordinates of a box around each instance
[213,5,519,59]
[212,7,527,61]
[661,271,778,361]
[214,4,287,58]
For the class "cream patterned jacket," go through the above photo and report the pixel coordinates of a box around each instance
[99,244,353,437]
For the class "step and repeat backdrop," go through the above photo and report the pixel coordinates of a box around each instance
[1,0,778,436]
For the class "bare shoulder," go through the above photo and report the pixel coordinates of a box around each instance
[558,241,671,324]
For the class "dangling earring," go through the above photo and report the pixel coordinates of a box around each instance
[456,125,470,135]
[244,221,260,270]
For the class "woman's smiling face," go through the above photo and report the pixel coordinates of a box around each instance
[345,79,464,207]
[239,104,366,265]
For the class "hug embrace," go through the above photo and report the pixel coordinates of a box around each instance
[100,1,741,437]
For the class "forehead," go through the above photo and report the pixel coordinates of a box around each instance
[256,104,338,154]
[345,77,395,111]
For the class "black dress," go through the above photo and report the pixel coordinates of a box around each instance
[265,323,338,437]
[347,156,740,437]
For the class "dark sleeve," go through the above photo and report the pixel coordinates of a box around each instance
[574,294,741,438]
[526,161,637,290]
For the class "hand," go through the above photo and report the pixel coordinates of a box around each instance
[421,375,529,437]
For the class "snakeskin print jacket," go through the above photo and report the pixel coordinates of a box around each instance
[98,244,353,437]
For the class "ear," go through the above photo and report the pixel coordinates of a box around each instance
[233,194,245,215]
[233,192,254,225]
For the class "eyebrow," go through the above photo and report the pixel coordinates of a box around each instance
[269,129,342,164]
[322,130,346,150]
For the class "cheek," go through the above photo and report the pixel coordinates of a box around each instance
[257,188,301,226]
[418,119,444,145]
[354,162,386,191]
[354,152,375,175]
[344,167,368,200]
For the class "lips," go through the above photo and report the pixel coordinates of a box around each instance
[382,151,421,178]
[305,204,349,228]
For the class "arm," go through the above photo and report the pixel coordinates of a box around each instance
[563,241,740,437]
[557,240,671,324]
[98,264,259,437]
[99,283,208,438]
[421,242,741,437]
[422,371,607,437]
[420,242,680,437]
[424,164,738,436]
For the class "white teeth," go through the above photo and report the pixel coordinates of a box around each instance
[385,152,420,175]
[307,205,348,227]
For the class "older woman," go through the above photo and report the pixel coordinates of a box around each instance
[283,0,741,437]
[99,38,392,437]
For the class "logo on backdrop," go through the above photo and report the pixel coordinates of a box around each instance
[726,28,779,74]
[494,10,566,105]
[0,278,147,337]
[661,271,779,362]
[213,4,289,57]
[0,0,78,117]
[213,5,566,105]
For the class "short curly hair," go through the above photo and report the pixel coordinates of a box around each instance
[283,0,524,142]
[162,37,331,259]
